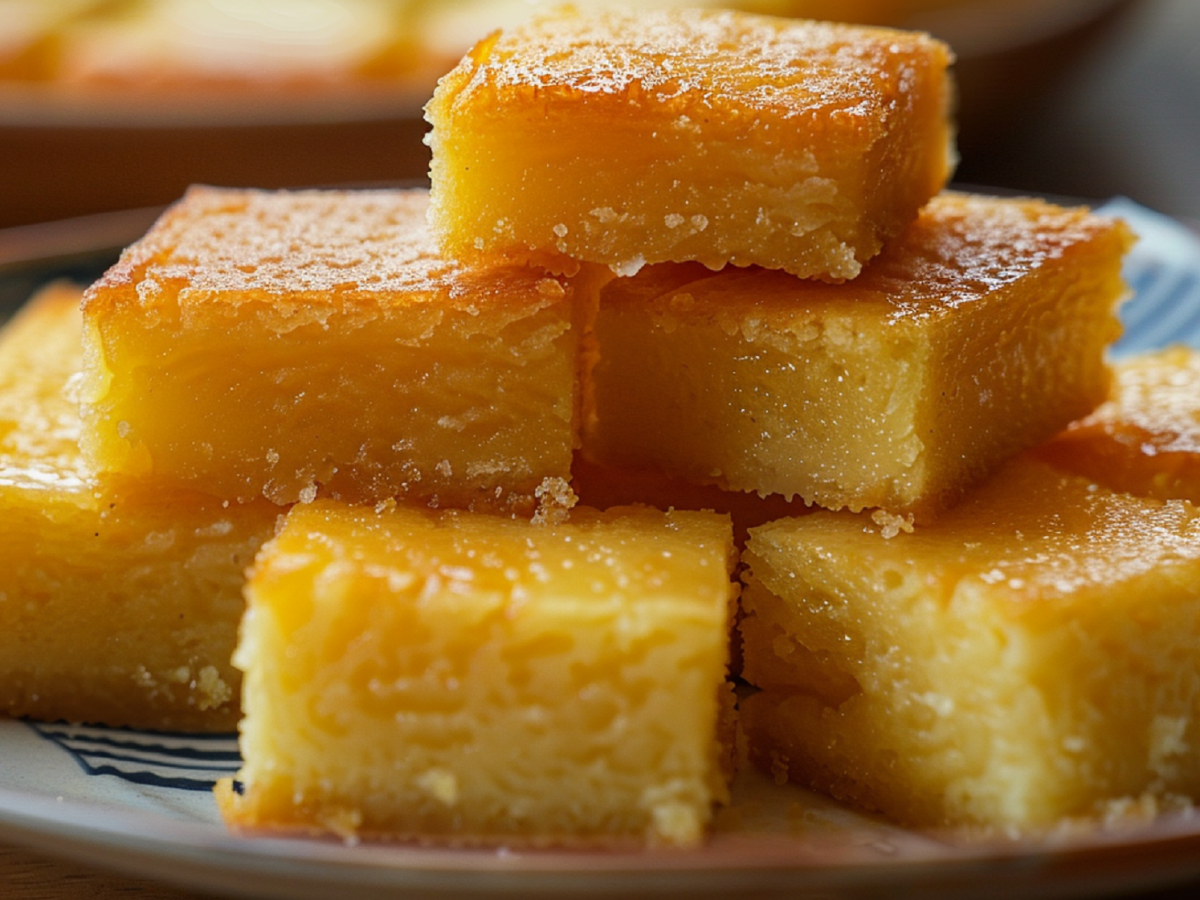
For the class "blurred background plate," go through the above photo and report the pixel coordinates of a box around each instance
[5,0,1198,232]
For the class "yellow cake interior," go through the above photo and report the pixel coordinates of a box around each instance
[738,456,1200,829]
[0,282,279,731]
[218,500,737,846]
[584,193,1132,520]
[80,186,599,513]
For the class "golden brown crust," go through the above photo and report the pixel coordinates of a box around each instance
[83,186,569,321]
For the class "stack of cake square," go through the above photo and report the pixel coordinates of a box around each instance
[420,4,1200,836]
[3,3,1195,848]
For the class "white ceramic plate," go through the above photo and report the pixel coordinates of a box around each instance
[1,197,1199,900]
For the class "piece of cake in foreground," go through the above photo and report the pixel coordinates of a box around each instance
[1035,345,1200,504]
[0,283,278,732]
[738,456,1200,830]
[217,500,737,846]
[426,6,954,280]
[584,192,1133,520]
[80,186,597,512]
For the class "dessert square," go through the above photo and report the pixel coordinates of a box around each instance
[738,456,1200,829]
[216,500,737,847]
[80,186,597,512]
[1034,346,1200,504]
[0,283,278,732]
[425,6,955,280]
[583,192,1133,520]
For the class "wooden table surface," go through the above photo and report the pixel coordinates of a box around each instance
[1,844,207,899]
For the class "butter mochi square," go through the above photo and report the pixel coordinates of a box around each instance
[425,6,954,280]
[738,457,1200,830]
[0,283,278,732]
[217,500,736,847]
[81,186,595,512]
[1035,346,1200,504]
[584,193,1133,520]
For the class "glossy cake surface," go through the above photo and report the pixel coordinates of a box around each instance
[426,6,954,280]
[218,500,737,846]
[81,186,592,511]
[738,457,1200,829]
[584,192,1132,519]
[0,283,277,732]
[1035,346,1200,504]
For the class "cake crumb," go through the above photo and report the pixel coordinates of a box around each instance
[870,509,915,538]
[532,477,578,525]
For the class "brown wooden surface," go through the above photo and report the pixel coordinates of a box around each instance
[0,844,212,899]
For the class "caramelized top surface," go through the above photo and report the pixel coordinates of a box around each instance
[1066,346,1200,456]
[83,186,568,316]
[604,193,1133,326]
[257,499,735,610]
[435,6,950,128]
[751,457,1200,609]
[0,282,89,491]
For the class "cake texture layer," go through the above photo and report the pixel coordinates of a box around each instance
[738,456,1200,829]
[218,500,737,846]
[584,192,1133,519]
[0,283,278,732]
[425,6,955,280]
[81,186,596,512]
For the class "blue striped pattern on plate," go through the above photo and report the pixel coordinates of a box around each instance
[29,722,240,792]
[1101,197,1200,357]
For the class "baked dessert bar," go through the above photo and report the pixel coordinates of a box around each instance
[80,186,597,512]
[217,500,737,846]
[1035,346,1200,504]
[584,192,1133,520]
[738,456,1200,829]
[0,283,278,732]
[425,6,954,280]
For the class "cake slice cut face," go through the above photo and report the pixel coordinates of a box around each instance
[425,6,955,280]
[217,500,737,847]
[738,457,1200,830]
[584,192,1133,519]
[0,283,278,732]
[80,186,594,512]
[1035,346,1200,504]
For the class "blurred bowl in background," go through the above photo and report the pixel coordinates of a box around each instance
[0,0,1137,230]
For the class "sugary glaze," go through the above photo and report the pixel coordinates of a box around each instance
[584,192,1133,519]
[445,9,934,116]
[85,186,568,321]
[738,456,1200,829]
[81,186,594,510]
[0,283,277,731]
[1035,346,1200,504]
[218,500,736,847]
[426,6,954,280]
